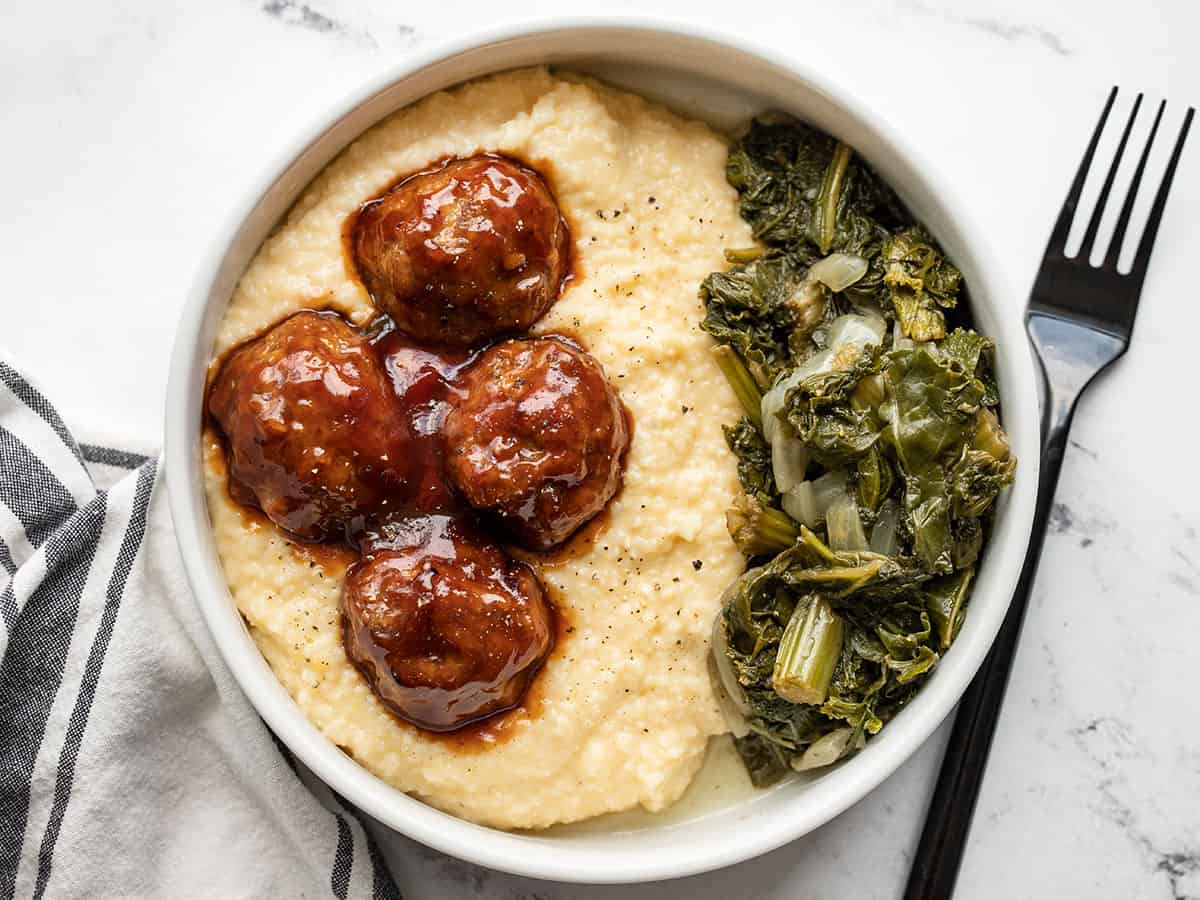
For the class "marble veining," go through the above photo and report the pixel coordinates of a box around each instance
[903,0,1071,56]
[1168,548,1199,596]
[1069,438,1100,461]
[259,0,422,51]
[1049,501,1076,533]
[957,16,1070,56]
[261,0,345,34]
[1070,718,1200,900]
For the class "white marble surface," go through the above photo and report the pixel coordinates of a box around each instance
[4,1,1199,897]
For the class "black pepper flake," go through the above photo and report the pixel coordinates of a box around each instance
[647,196,656,204]
[692,560,703,570]
[612,209,621,218]
[681,405,690,414]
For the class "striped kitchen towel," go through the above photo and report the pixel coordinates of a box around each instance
[0,354,402,900]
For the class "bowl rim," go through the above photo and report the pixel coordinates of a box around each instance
[164,15,1040,884]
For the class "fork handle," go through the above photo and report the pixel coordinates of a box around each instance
[903,364,1075,900]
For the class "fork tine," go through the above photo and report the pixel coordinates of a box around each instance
[1079,93,1142,259]
[1129,106,1194,283]
[1044,86,1117,258]
[1104,99,1166,269]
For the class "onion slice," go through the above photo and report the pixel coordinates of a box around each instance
[781,470,849,528]
[771,436,810,494]
[760,313,885,446]
[870,500,900,556]
[808,253,869,292]
[709,582,752,737]
[792,728,854,771]
[826,493,868,552]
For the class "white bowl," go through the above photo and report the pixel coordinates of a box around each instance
[164,18,1040,885]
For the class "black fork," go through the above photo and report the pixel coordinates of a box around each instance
[904,88,1194,900]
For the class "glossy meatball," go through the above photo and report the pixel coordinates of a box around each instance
[351,155,570,346]
[341,515,554,731]
[208,310,410,541]
[442,337,629,550]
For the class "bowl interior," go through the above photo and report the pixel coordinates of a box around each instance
[166,22,1039,884]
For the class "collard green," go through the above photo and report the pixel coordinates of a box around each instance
[882,226,963,342]
[725,116,906,257]
[700,254,821,384]
[784,343,885,468]
[704,115,1016,785]
[724,417,776,501]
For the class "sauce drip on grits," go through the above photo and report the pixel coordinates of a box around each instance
[217,477,571,752]
[203,67,751,829]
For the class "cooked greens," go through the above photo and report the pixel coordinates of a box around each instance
[701,254,822,385]
[725,116,905,257]
[703,115,1015,785]
[882,226,963,342]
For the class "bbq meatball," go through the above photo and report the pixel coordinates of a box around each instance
[351,155,570,346]
[341,515,554,731]
[208,310,410,541]
[442,337,629,550]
